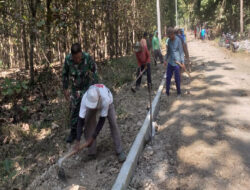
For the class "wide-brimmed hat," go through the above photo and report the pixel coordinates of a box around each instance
[84,87,99,109]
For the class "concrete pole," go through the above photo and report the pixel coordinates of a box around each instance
[240,0,244,34]
[156,0,161,41]
[175,0,178,27]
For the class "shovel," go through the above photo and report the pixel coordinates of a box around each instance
[131,66,148,93]
[57,140,92,181]
[147,83,154,140]
[176,61,191,78]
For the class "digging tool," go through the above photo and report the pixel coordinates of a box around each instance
[57,139,93,180]
[176,61,191,78]
[131,66,148,93]
[147,83,154,141]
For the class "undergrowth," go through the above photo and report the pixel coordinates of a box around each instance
[0,55,137,189]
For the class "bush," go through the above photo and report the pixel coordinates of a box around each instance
[100,56,137,88]
[1,78,28,99]
[0,159,17,182]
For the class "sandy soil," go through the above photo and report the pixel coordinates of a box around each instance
[26,62,166,190]
[129,37,250,190]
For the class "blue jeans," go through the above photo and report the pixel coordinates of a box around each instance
[166,63,181,95]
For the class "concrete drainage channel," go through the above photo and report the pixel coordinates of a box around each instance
[112,76,166,190]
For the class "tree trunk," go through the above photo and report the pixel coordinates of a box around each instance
[29,0,40,84]
[22,0,29,69]
[46,0,52,65]
[74,0,81,43]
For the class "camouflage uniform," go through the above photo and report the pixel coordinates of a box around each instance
[62,52,98,137]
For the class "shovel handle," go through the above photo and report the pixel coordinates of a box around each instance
[58,142,89,167]
[176,61,191,78]
[134,66,147,83]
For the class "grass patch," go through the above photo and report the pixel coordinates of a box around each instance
[99,55,137,89]
[0,158,17,183]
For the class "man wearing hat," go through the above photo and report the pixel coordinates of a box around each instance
[74,84,126,162]
[134,42,152,89]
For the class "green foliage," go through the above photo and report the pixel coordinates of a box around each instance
[1,78,28,98]
[0,159,17,182]
[178,0,250,33]
[100,56,137,88]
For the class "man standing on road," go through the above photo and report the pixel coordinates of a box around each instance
[201,28,206,40]
[134,42,152,89]
[165,27,184,96]
[194,26,197,39]
[62,43,99,143]
[152,31,164,64]
[74,84,126,162]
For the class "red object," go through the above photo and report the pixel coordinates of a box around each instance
[135,47,151,66]
[95,84,104,88]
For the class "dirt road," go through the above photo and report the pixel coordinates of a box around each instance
[129,38,250,190]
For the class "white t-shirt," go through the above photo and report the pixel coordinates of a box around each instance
[79,84,113,118]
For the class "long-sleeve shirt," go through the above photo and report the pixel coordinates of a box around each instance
[135,47,150,66]
[77,117,106,141]
[62,52,98,97]
[166,36,184,67]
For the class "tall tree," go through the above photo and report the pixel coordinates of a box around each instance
[28,0,40,84]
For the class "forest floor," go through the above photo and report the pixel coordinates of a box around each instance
[0,53,165,189]
[129,36,250,190]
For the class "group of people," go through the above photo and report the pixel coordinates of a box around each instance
[133,27,190,97]
[62,43,126,162]
[61,27,189,163]
[194,25,207,40]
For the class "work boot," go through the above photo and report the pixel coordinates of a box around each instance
[66,132,76,143]
[117,151,126,163]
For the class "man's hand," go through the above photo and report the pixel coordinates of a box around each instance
[86,138,94,147]
[73,140,80,152]
[181,63,186,70]
[64,89,70,101]
[176,61,185,69]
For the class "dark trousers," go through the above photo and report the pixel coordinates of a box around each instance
[136,63,152,87]
[166,63,181,95]
[69,96,81,135]
[153,49,164,63]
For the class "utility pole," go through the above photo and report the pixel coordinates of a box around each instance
[156,0,161,41]
[175,0,178,27]
[240,0,244,34]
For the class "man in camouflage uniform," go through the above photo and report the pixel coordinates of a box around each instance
[62,43,98,143]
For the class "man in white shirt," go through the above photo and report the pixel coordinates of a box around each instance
[74,84,126,162]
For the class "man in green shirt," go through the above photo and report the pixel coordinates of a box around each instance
[152,31,164,64]
[62,43,98,143]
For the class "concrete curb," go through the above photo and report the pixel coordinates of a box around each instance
[112,77,166,190]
